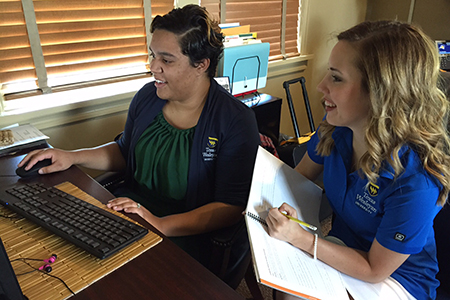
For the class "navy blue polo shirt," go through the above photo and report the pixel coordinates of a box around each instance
[308,127,441,300]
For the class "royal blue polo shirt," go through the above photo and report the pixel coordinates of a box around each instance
[308,127,442,300]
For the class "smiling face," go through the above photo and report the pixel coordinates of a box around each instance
[149,29,209,102]
[317,41,371,132]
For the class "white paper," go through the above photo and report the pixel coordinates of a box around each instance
[245,147,350,300]
[341,273,385,300]
[0,124,49,152]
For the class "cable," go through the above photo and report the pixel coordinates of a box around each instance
[11,257,75,296]
[41,271,75,295]
[12,260,41,276]
[11,257,47,263]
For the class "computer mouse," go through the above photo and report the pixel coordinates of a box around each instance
[15,159,52,178]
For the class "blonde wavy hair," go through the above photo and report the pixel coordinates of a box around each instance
[316,20,450,205]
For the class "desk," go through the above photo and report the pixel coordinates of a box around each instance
[239,93,282,147]
[0,151,244,300]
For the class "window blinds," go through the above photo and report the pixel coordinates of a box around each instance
[0,0,300,97]
[0,0,36,87]
[0,0,173,95]
[201,0,301,60]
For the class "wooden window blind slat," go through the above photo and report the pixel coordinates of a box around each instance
[46,55,149,76]
[45,45,148,66]
[32,0,143,11]
[0,12,26,25]
[0,36,30,50]
[42,37,146,56]
[0,57,35,73]
[37,19,145,34]
[39,27,146,45]
[0,69,36,84]
[151,0,175,17]
[34,8,145,23]
[0,48,32,61]
[0,1,22,13]
[0,24,27,38]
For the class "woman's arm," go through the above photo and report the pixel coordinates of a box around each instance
[107,198,244,236]
[267,203,409,283]
[18,142,126,174]
[294,152,324,182]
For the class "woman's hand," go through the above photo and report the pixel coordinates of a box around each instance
[266,202,306,245]
[18,148,75,174]
[107,197,161,230]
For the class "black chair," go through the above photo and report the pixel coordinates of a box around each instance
[435,204,450,300]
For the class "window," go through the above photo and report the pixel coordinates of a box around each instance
[201,0,302,60]
[0,0,304,109]
[0,0,173,99]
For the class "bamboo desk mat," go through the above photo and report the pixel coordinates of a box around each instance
[0,182,162,300]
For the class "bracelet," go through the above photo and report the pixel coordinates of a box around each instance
[313,233,318,260]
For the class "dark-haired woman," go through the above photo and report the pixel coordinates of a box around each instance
[19,5,260,271]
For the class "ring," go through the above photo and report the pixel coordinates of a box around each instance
[136,203,141,209]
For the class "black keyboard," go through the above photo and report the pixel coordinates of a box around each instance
[0,182,148,259]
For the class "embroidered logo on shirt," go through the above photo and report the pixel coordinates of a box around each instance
[394,232,406,242]
[355,182,381,214]
[207,137,218,148]
[202,137,218,161]
[368,182,379,197]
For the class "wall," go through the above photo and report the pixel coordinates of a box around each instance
[413,0,450,40]
[302,0,367,132]
[366,0,412,22]
[366,0,450,40]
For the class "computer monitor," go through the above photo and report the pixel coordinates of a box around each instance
[437,40,450,55]
[0,238,27,300]
[218,43,270,96]
[436,40,450,71]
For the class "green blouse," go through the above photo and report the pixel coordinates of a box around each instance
[132,111,195,216]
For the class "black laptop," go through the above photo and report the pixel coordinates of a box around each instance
[0,238,27,300]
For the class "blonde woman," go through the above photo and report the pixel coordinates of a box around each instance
[268,20,450,300]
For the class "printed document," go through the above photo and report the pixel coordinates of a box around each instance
[0,124,49,155]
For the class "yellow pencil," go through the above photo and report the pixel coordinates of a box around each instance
[280,212,317,231]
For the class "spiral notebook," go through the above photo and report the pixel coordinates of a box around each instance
[245,147,350,300]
